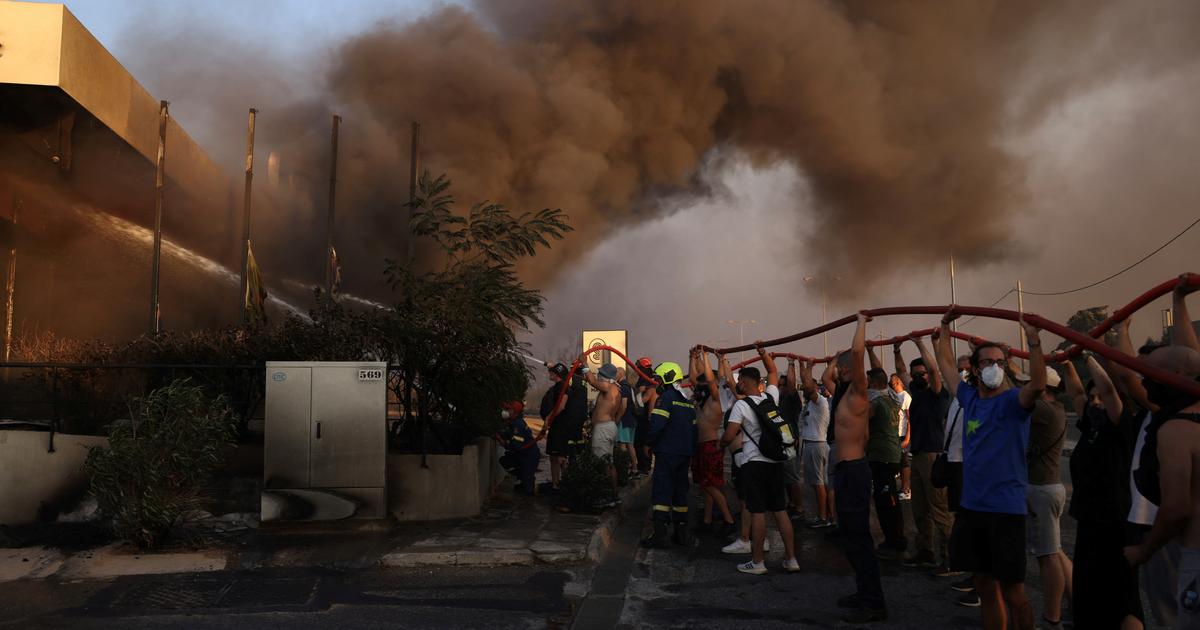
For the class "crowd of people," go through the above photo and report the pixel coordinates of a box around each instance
[501,278,1200,628]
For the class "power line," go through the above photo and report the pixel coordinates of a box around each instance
[1022,216,1200,296]
[959,288,1016,328]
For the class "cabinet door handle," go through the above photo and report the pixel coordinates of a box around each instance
[315,421,321,439]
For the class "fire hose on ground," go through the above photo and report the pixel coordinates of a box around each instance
[524,272,1200,450]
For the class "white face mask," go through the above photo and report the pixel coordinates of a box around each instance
[980,365,1005,389]
[959,369,970,382]
[501,410,511,420]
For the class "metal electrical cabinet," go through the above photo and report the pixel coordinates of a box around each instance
[262,362,388,521]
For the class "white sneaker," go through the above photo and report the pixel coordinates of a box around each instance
[737,560,767,575]
[722,538,752,554]
[783,557,800,573]
[899,491,912,501]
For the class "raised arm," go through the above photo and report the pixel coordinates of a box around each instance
[1112,317,1153,410]
[936,312,961,398]
[1061,359,1086,418]
[868,344,883,371]
[699,350,720,399]
[1173,274,1200,353]
[1086,354,1123,424]
[913,334,943,394]
[780,358,799,396]
[800,360,817,397]
[893,342,910,388]
[1018,319,1046,410]
[756,341,779,388]
[821,362,836,395]
[850,313,869,394]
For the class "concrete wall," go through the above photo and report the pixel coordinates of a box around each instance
[387,438,503,522]
[0,430,106,525]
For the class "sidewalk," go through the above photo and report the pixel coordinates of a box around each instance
[0,472,649,583]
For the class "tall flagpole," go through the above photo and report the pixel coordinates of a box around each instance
[239,108,257,324]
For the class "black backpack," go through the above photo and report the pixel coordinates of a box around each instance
[742,395,797,462]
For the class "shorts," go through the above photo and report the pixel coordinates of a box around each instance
[591,421,618,458]
[900,449,911,469]
[617,425,636,444]
[690,440,725,488]
[1025,483,1066,557]
[783,454,804,485]
[740,460,786,514]
[730,458,744,499]
[802,440,829,486]
[827,442,840,480]
[546,416,583,456]
[949,508,1027,583]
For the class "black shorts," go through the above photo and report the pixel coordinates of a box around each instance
[949,508,1026,583]
[740,461,786,514]
[546,416,582,456]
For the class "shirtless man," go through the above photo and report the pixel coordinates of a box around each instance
[1124,344,1200,629]
[581,360,624,494]
[692,348,736,537]
[832,313,887,624]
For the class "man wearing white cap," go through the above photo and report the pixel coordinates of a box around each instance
[1024,365,1074,629]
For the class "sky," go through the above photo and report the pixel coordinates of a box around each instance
[21,0,1200,377]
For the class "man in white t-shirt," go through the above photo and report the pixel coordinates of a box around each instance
[719,343,799,576]
[890,374,913,499]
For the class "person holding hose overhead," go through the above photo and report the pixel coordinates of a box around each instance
[831,312,888,624]
[937,309,1046,630]
[640,359,698,549]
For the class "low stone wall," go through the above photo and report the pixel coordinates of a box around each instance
[0,430,107,526]
[387,437,504,522]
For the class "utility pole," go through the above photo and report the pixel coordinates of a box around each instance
[804,276,830,357]
[727,319,757,362]
[4,196,19,362]
[149,100,169,334]
[238,108,257,324]
[1017,279,1027,370]
[1163,308,1174,342]
[324,114,341,297]
[407,121,420,264]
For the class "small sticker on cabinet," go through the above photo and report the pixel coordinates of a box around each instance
[272,372,287,382]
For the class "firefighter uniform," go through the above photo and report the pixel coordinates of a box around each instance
[643,374,698,547]
[499,414,540,495]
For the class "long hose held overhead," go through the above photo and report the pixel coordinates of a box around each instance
[708,273,1200,397]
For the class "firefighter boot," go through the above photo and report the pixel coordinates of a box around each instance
[672,521,693,547]
[639,520,669,548]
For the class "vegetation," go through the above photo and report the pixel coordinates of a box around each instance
[84,380,236,549]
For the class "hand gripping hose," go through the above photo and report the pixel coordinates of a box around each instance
[709,273,1200,397]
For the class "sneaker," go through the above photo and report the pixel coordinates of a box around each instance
[931,564,964,578]
[787,509,805,521]
[737,560,767,575]
[951,576,976,592]
[803,517,828,528]
[841,607,888,624]
[957,592,981,607]
[722,538,752,554]
[782,557,800,573]
[898,491,912,501]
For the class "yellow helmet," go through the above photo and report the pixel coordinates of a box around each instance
[654,361,684,385]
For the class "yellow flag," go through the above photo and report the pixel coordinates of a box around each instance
[244,241,268,325]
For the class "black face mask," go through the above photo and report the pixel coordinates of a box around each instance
[910,375,928,390]
[1144,377,1199,412]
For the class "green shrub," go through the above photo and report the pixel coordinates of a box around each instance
[85,379,236,549]
[557,450,618,513]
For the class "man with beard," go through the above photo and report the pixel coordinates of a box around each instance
[937,312,1046,630]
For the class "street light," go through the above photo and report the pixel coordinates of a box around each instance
[804,276,839,357]
[726,320,757,362]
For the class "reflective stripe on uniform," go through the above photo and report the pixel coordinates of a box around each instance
[652,408,670,417]
[671,401,695,409]
[652,504,671,512]
[511,436,525,442]
[671,506,688,513]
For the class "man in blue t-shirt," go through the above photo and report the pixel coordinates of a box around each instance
[936,311,1047,630]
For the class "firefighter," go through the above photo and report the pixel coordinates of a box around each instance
[497,401,539,495]
[641,360,699,548]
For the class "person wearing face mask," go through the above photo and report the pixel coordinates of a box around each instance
[895,337,954,573]
[866,367,906,559]
[690,349,736,538]
[936,311,1046,630]
[1061,356,1145,630]
[497,401,539,495]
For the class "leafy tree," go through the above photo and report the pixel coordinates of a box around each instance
[1057,306,1118,351]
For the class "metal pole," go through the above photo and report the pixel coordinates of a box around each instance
[1017,279,1027,370]
[149,100,169,334]
[949,254,958,357]
[239,108,257,324]
[407,121,420,264]
[1164,308,1174,342]
[4,197,19,362]
[822,289,828,357]
[324,114,341,297]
